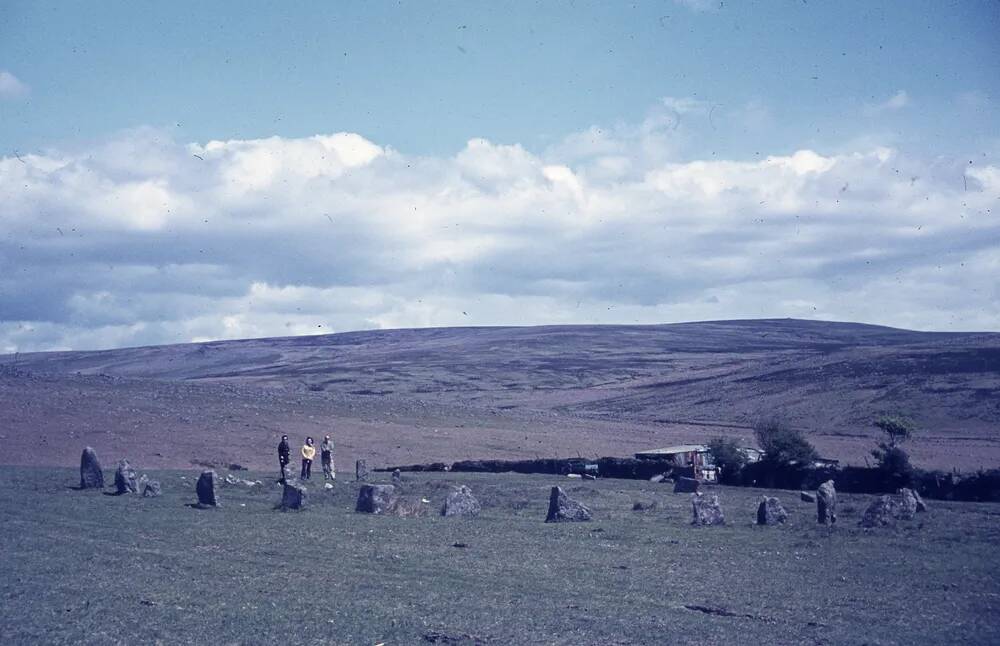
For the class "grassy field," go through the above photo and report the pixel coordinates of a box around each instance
[1,467,998,645]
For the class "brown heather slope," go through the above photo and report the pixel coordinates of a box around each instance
[1,319,998,472]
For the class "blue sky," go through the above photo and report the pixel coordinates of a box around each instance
[1,1,999,350]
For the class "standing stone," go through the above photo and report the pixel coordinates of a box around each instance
[79,447,104,489]
[280,482,307,510]
[355,484,398,514]
[142,479,162,497]
[800,491,816,503]
[674,477,700,494]
[441,485,482,517]
[691,492,726,526]
[817,480,837,525]
[859,495,898,527]
[196,470,219,507]
[114,459,139,494]
[391,469,403,488]
[897,488,920,519]
[545,486,592,523]
[356,459,369,482]
[756,496,788,525]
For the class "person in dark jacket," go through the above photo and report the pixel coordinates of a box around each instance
[278,435,291,482]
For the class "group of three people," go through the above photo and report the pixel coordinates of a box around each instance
[278,434,335,481]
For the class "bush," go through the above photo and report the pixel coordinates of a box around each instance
[753,417,818,466]
[871,414,916,488]
[706,436,747,483]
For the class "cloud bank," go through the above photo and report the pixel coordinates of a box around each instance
[0,70,29,100]
[1,100,998,351]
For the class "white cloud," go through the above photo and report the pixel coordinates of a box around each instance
[0,102,998,351]
[0,70,29,99]
[864,90,911,115]
[673,0,718,12]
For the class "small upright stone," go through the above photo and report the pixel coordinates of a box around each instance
[356,484,398,514]
[356,459,369,482]
[142,480,162,497]
[545,486,592,522]
[897,488,920,520]
[756,496,788,525]
[196,470,219,507]
[280,482,307,510]
[673,477,699,494]
[114,459,139,494]
[859,495,898,527]
[391,469,403,488]
[79,447,104,489]
[817,480,837,525]
[691,492,725,526]
[441,485,482,517]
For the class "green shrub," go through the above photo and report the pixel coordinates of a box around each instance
[753,417,818,466]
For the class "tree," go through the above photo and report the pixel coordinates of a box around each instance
[706,436,747,483]
[753,417,818,466]
[872,414,916,487]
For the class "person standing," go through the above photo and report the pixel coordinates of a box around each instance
[321,434,335,481]
[300,437,316,480]
[277,435,291,482]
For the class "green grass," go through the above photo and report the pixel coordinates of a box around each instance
[1,467,998,645]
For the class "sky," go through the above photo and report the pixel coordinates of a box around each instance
[1,0,998,352]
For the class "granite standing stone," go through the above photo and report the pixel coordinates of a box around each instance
[196,470,219,507]
[114,459,139,494]
[817,480,837,525]
[545,486,592,522]
[281,482,307,510]
[441,485,482,517]
[142,480,162,497]
[897,488,920,519]
[356,459,369,482]
[391,469,403,488]
[691,492,726,526]
[355,484,398,514]
[756,496,789,525]
[79,447,104,489]
[673,477,700,494]
[859,495,898,527]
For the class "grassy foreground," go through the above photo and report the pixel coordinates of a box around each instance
[1,467,998,645]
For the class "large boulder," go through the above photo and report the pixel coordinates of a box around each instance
[817,480,837,525]
[355,484,398,514]
[860,495,898,527]
[196,470,219,507]
[356,459,370,482]
[114,459,139,495]
[441,485,481,517]
[79,447,104,489]
[691,492,725,526]
[545,486,592,522]
[280,482,307,510]
[756,496,788,525]
[673,477,700,494]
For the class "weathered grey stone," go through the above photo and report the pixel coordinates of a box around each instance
[817,480,837,525]
[545,486,592,523]
[441,485,481,517]
[897,488,921,519]
[114,459,139,494]
[673,477,700,494]
[691,492,725,526]
[800,491,816,503]
[196,470,219,507]
[913,489,927,512]
[756,496,788,525]
[860,495,898,527]
[356,459,369,482]
[649,474,666,483]
[280,482,307,510]
[391,469,403,488]
[142,479,162,497]
[79,447,104,489]
[355,484,398,514]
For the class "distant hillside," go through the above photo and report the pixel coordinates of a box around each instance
[3,319,999,471]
